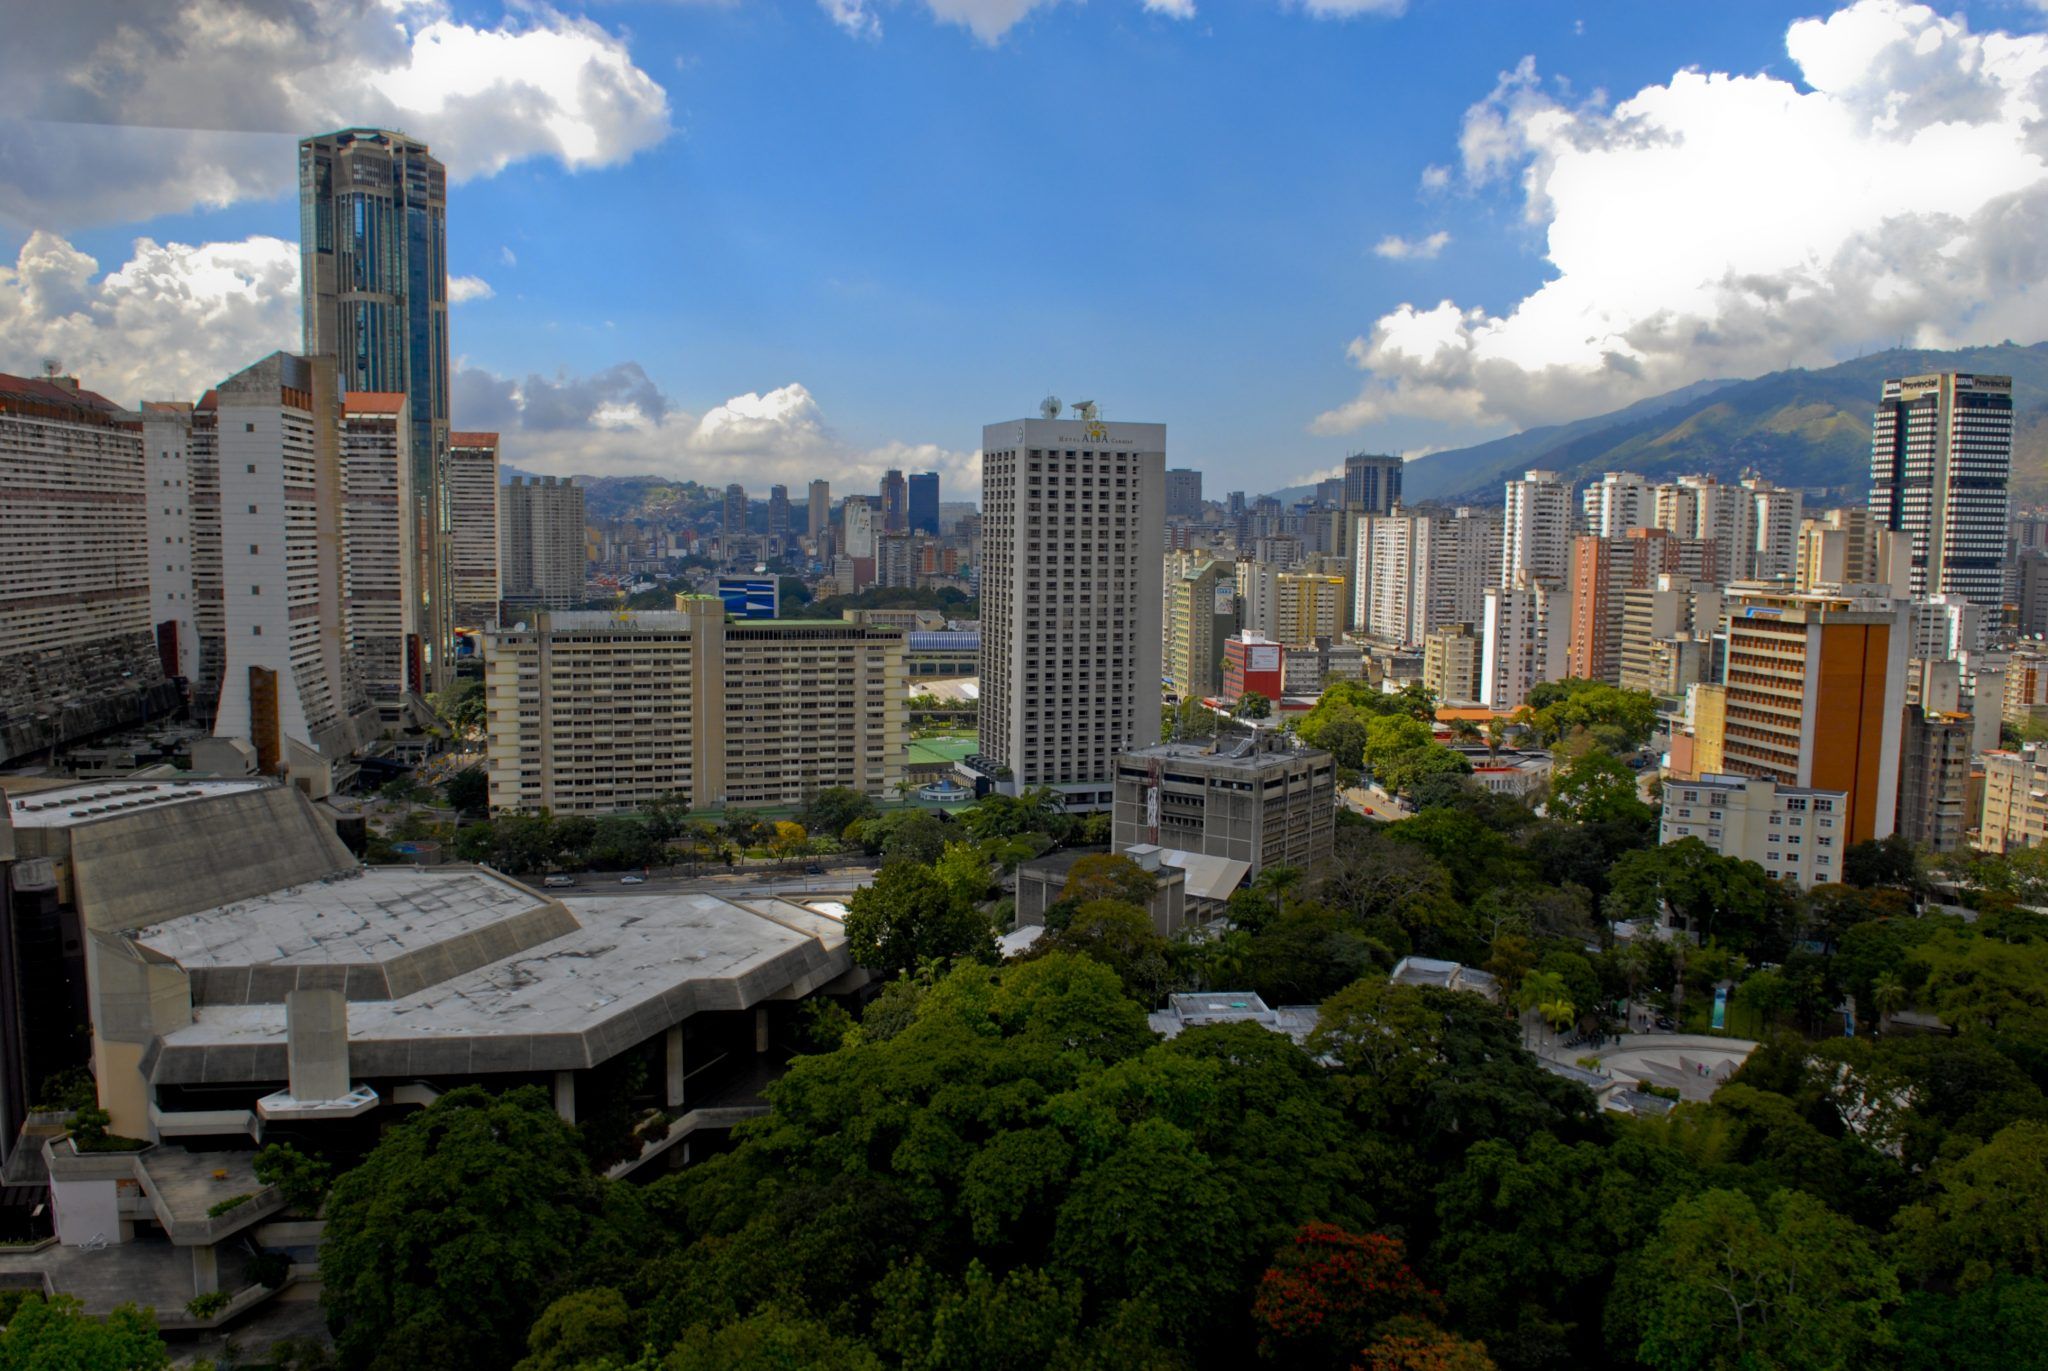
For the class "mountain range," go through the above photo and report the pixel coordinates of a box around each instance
[1272,342,2048,509]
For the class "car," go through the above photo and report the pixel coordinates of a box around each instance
[804,863,824,875]
[619,874,646,885]
[542,874,575,888]
[1653,1015,1676,1031]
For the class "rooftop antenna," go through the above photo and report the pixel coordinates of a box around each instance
[42,358,61,379]
[1039,395,1061,419]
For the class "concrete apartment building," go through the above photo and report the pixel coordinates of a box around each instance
[1423,623,1482,704]
[807,479,831,541]
[1165,467,1204,519]
[1355,506,1499,647]
[1480,580,1569,711]
[1661,773,1850,888]
[1870,371,2014,610]
[485,598,906,813]
[1501,470,1573,589]
[1582,471,1654,538]
[1703,586,1907,845]
[341,392,412,706]
[974,407,1163,809]
[1795,506,1906,593]
[1164,551,1236,700]
[300,128,455,693]
[1979,744,2048,854]
[0,373,180,767]
[1112,736,1337,875]
[139,401,199,684]
[500,475,586,612]
[1566,529,1719,683]
[1617,576,1721,697]
[1747,477,1805,580]
[1239,562,1344,644]
[448,431,501,625]
[1680,476,1760,582]
[210,353,375,779]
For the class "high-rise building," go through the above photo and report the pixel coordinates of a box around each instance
[1356,506,1500,646]
[0,373,177,766]
[1501,470,1572,589]
[1480,580,1568,711]
[1422,623,1483,705]
[139,401,198,683]
[1870,371,2014,609]
[1653,482,1699,543]
[1617,575,1721,697]
[1344,454,1403,515]
[1710,585,1907,844]
[722,483,748,551]
[500,476,586,612]
[1238,563,1343,644]
[485,598,904,813]
[876,531,918,589]
[1660,774,1849,888]
[841,495,875,559]
[447,432,500,625]
[1898,660,1973,854]
[1165,468,1204,519]
[881,469,908,533]
[1567,529,1718,683]
[341,392,413,704]
[1582,472,1654,539]
[210,353,374,770]
[977,408,1164,808]
[1681,476,1760,582]
[767,484,792,538]
[1163,552,1235,701]
[299,128,453,692]
[1746,477,1804,581]
[1795,506,1906,594]
[1112,738,1336,875]
[907,472,940,535]
[807,479,831,541]
[1979,743,2048,854]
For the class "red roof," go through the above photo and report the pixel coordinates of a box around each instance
[343,392,408,414]
[0,372,122,414]
[449,431,500,448]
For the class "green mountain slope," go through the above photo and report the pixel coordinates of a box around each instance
[1394,342,2048,506]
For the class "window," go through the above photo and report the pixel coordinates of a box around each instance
[245,423,255,433]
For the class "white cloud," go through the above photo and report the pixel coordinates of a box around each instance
[1295,0,1406,16]
[0,0,672,228]
[1373,230,1450,260]
[1419,164,1452,191]
[0,231,299,403]
[448,275,494,304]
[822,0,1202,43]
[499,246,520,268]
[1316,0,2048,436]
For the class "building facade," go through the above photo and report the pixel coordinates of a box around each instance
[1356,506,1499,647]
[299,128,454,691]
[1164,551,1235,701]
[1112,738,1337,875]
[1480,580,1568,711]
[486,599,906,812]
[500,476,586,612]
[975,411,1164,807]
[1869,371,2014,609]
[1501,470,1572,589]
[807,479,831,541]
[907,471,940,535]
[1661,774,1850,888]
[340,393,412,705]
[1343,454,1403,515]
[1165,467,1204,519]
[1980,744,2048,854]
[447,431,500,625]
[1423,623,1482,704]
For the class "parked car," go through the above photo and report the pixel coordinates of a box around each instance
[619,874,646,885]
[543,874,575,888]
[804,863,824,875]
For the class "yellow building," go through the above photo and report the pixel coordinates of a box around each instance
[485,597,905,813]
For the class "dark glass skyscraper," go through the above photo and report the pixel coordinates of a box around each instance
[299,128,453,691]
[881,469,907,532]
[907,471,939,535]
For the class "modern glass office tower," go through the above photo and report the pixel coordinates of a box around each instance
[1869,371,2013,610]
[299,127,453,692]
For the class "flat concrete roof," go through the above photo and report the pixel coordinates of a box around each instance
[6,779,272,829]
[133,868,549,971]
[145,891,852,1083]
[1120,739,1331,773]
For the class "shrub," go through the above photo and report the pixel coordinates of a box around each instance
[206,1193,254,1219]
[186,1291,232,1319]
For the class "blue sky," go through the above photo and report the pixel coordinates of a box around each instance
[4,0,2046,498]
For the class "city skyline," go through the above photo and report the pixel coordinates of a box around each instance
[5,1,2047,499]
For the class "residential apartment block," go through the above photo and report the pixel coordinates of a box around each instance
[500,476,585,612]
[1356,506,1499,646]
[1164,551,1236,700]
[341,392,413,705]
[1979,744,2048,854]
[448,432,500,625]
[1660,773,1850,888]
[485,598,906,813]
[1112,737,1337,875]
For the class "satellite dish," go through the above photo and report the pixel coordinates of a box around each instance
[1040,395,1061,419]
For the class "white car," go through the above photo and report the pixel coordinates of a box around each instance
[542,874,575,888]
[619,874,647,885]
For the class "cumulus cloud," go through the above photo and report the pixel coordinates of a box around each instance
[0,231,299,402]
[1373,231,1449,260]
[822,0,1208,43]
[448,275,493,303]
[1315,0,2048,436]
[453,364,982,491]
[0,0,672,228]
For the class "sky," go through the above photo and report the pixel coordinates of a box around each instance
[3,0,2047,503]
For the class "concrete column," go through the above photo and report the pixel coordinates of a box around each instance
[754,1006,770,1054]
[552,1070,576,1124]
[665,1025,686,1108]
[192,1243,219,1296]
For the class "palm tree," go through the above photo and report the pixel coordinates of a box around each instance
[1870,973,1909,1035]
[1451,719,1483,749]
[1517,970,1577,1035]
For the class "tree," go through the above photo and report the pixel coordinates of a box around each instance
[802,787,877,842]
[844,863,995,976]
[514,1288,637,1371]
[1604,839,1793,959]
[1622,1188,1896,1371]
[254,1141,332,1212]
[860,809,949,866]
[1250,1222,1447,1367]
[0,1295,168,1368]
[320,1086,624,1371]
[1546,748,1652,828]
[769,820,809,861]
[1235,691,1273,720]
[1516,969,1576,1033]
[1895,1120,2048,1285]
[1033,900,1172,1004]
[933,842,994,911]
[443,766,488,816]
[1059,853,1158,908]
[1843,834,1918,891]
[1870,973,1909,1034]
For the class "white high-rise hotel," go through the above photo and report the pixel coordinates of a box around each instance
[978,402,1164,810]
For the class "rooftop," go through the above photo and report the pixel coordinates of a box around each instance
[5,779,272,830]
[908,736,978,766]
[1147,991,1319,1043]
[1120,737,1331,771]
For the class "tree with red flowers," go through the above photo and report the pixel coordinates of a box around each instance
[1252,1222,1447,1366]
